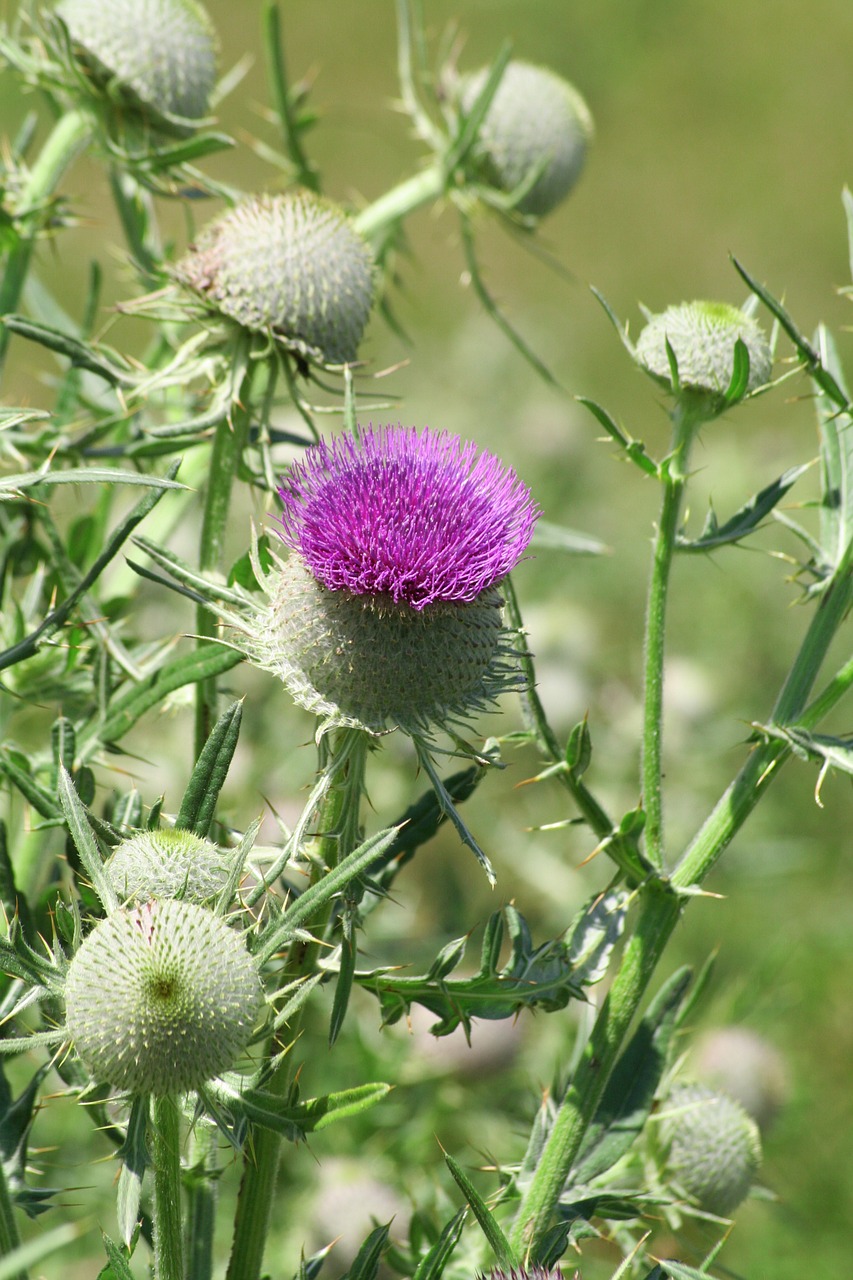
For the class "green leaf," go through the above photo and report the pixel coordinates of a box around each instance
[116,1096,149,1247]
[57,766,118,913]
[342,1223,392,1280]
[531,520,608,555]
[0,315,133,385]
[814,324,853,575]
[0,467,187,499]
[0,463,181,675]
[357,903,594,1035]
[723,335,751,404]
[676,464,809,552]
[444,1152,516,1268]
[411,1208,467,1280]
[176,700,243,837]
[257,826,402,963]
[576,396,659,477]
[98,1234,138,1280]
[208,1080,391,1141]
[78,643,243,757]
[569,966,692,1186]
[0,1224,84,1280]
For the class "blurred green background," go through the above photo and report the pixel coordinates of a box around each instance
[4,0,853,1276]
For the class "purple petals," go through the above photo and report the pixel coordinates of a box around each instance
[276,426,538,609]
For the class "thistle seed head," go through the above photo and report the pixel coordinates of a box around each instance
[658,1083,762,1217]
[175,192,376,366]
[56,0,218,126]
[244,425,538,734]
[64,899,264,1095]
[106,828,231,906]
[634,300,771,416]
[459,61,593,217]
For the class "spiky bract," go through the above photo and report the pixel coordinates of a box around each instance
[175,192,376,365]
[244,425,537,734]
[460,61,593,217]
[65,899,263,1095]
[634,300,771,415]
[106,828,231,905]
[57,0,218,126]
[658,1083,762,1216]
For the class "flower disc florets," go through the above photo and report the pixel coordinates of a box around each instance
[246,425,538,734]
[658,1083,762,1217]
[106,828,231,906]
[56,0,218,129]
[64,899,264,1095]
[175,192,376,366]
[634,300,771,418]
[277,426,537,609]
[459,61,593,217]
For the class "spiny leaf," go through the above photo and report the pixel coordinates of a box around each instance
[176,700,243,837]
[676,464,809,552]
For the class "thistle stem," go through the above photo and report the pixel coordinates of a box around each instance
[0,108,93,374]
[225,728,368,1280]
[194,357,253,756]
[641,406,698,870]
[184,1122,218,1280]
[152,1094,184,1280]
[509,534,853,1252]
[353,162,447,244]
[0,1154,25,1280]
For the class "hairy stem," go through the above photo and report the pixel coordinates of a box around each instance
[353,162,446,244]
[225,728,368,1280]
[0,109,93,374]
[152,1094,184,1280]
[641,407,698,870]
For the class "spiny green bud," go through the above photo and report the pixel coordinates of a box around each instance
[634,300,772,418]
[658,1083,762,1217]
[106,828,231,906]
[251,555,506,734]
[459,61,593,217]
[175,192,376,366]
[64,899,264,1095]
[56,0,218,127]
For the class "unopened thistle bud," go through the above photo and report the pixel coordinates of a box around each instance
[658,1083,762,1217]
[175,192,376,366]
[64,899,263,1095]
[56,0,218,128]
[634,300,771,419]
[243,425,538,734]
[106,828,231,906]
[459,61,593,217]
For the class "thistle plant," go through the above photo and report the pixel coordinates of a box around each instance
[0,2,851,1280]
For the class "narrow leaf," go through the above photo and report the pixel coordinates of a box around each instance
[444,1152,516,1268]
[676,464,808,552]
[815,324,853,572]
[412,1208,467,1280]
[176,700,243,837]
[576,397,659,477]
[57,766,118,913]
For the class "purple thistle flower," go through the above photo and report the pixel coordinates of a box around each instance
[276,425,538,610]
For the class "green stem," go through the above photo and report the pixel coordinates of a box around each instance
[0,1153,25,1280]
[152,1094,184,1280]
[353,162,447,244]
[510,884,682,1253]
[0,108,93,373]
[184,1123,217,1280]
[194,360,253,757]
[510,519,853,1254]
[641,407,698,870]
[225,729,368,1280]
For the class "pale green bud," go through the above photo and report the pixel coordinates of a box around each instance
[658,1083,762,1217]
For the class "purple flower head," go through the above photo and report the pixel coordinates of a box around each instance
[276,425,538,610]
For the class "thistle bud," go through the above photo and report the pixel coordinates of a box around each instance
[56,0,218,128]
[634,300,771,418]
[175,192,376,366]
[658,1083,762,1217]
[64,899,264,1095]
[459,61,593,217]
[106,827,231,906]
[243,425,538,735]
